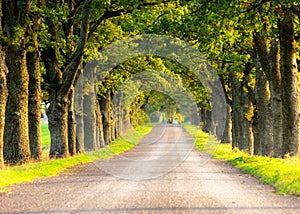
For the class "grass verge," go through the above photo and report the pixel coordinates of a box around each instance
[0,124,153,189]
[183,123,300,197]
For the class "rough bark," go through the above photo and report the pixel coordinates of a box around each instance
[230,74,240,149]
[59,0,92,97]
[117,95,131,136]
[74,70,84,153]
[83,67,97,151]
[122,107,132,135]
[252,38,273,156]
[202,109,211,134]
[0,0,7,168]
[43,0,92,158]
[101,90,112,145]
[0,50,6,168]
[252,108,260,155]
[109,91,115,142]
[253,32,281,157]
[114,92,122,139]
[47,90,69,158]
[115,106,121,139]
[280,11,299,156]
[96,99,105,148]
[68,86,76,155]
[2,0,32,165]
[211,80,227,140]
[254,66,272,156]
[230,67,253,154]
[221,104,231,144]
[239,84,253,153]
[269,40,283,157]
[4,47,31,164]
[27,0,43,161]
[27,51,42,160]
[110,97,116,142]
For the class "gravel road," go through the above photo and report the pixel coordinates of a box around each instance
[0,124,299,214]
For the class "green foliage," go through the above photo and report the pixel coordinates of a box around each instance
[183,124,300,197]
[174,113,184,124]
[10,26,26,46]
[96,53,201,125]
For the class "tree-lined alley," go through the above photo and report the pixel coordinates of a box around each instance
[0,0,300,167]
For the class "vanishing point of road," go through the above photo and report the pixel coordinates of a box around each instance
[1,124,299,213]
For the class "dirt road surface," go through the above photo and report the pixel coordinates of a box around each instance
[0,124,299,213]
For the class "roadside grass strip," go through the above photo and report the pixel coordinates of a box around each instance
[0,124,153,189]
[183,123,300,197]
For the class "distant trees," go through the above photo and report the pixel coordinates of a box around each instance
[173,0,300,157]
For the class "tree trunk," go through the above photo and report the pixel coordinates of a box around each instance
[190,105,200,126]
[101,90,112,145]
[252,108,260,155]
[68,86,76,155]
[122,107,131,134]
[254,33,282,157]
[230,69,253,153]
[253,49,273,156]
[43,0,92,158]
[239,85,253,153]
[114,107,120,139]
[0,46,7,169]
[96,99,105,148]
[2,0,32,165]
[75,71,84,153]
[230,75,240,149]
[0,0,7,168]
[4,47,31,165]
[27,51,42,160]
[27,0,42,160]
[221,104,231,144]
[110,96,116,142]
[47,90,69,158]
[115,106,121,139]
[269,40,283,157]
[83,67,97,151]
[114,92,122,139]
[202,109,211,133]
[280,11,299,156]
[254,66,272,156]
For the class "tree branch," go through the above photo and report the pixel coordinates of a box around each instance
[88,8,126,39]
[241,0,270,14]
[60,0,92,97]
[291,5,300,20]
[88,1,167,39]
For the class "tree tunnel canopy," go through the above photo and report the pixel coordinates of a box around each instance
[1,0,300,166]
[87,34,226,132]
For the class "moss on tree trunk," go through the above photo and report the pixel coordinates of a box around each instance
[4,47,31,165]
[0,48,7,168]
[280,11,299,156]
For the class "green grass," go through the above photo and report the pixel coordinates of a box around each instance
[41,124,50,148]
[0,123,153,190]
[183,123,300,197]
[41,123,51,159]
